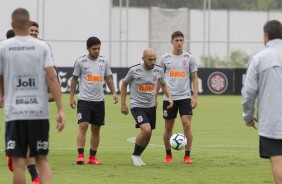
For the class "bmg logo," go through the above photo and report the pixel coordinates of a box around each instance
[14,75,38,90]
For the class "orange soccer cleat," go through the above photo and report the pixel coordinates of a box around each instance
[76,154,84,165]
[87,156,103,165]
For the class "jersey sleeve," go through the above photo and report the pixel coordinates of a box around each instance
[158,56,166,70]
[104,61,113,76]
[0,46,3,75]
[189,56,198,73]
[158,68,166,84]
[123,67,134,84]
[72,60,81,77]
[43,42,54,68]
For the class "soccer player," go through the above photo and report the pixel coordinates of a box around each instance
[242,20,282,184]
[157,31,198,164]
[70,36,118,165]
[0,8,65,184]
[120,48,173,167]
[4,28,40,184]
[29,21,39,38]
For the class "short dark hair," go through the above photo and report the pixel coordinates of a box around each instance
[263,20,282,40]
[171,31,184,40]
[30,21,39,28]
[86,36,101,48]
[6,29,15,39]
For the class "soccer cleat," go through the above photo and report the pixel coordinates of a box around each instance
[184,156,192,164]
[32,176,39,184]
[139,157,146,166]
[87,156,103,165]
[76,154,84,165]
[164,155,172,163]
[130,155,142,167]
[7,155,13,172]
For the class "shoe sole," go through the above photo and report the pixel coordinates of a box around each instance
[77,161,84,165]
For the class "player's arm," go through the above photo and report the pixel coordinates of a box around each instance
[45,66,65,132]
[160,82,173,109]
[105,75,118,104]
[120,80,129,115]
[69,75,78,109]
[191,71,198,109]
[155,83,161,109]
[0,75,4,108]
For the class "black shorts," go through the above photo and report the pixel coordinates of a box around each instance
[131,107,156,129]
[6,120,49,158]
[163,98,192,119]
[260,136,282,158]
[77,100,105,125]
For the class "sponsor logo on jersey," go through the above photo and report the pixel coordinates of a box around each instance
[183,54,190,58]
[87,75,103,82]
[37,140,48,151]
[138,84,155,92]
[136,68,142,73]
[169,70,187,78]
[14,75,38,90]
[16,96,38,105]
[12,110,44,116]
[9,46,35,51]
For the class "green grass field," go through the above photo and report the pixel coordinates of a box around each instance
[0,95,273,183]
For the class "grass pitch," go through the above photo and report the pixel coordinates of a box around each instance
[0,95,273,183]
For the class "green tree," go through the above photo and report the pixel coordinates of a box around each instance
[201,49,250,68]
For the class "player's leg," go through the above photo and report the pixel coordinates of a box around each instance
[179,99,193,164]
[270,156,282,184]
[88,101,104,164]
[76,100,91,164]
[181,115,193,163]
[35,155,51,184]
[163,100,178,163]
[12,157,26,183]
[28,120,50,183]
[87,125,102,164]
[26,147,39,183]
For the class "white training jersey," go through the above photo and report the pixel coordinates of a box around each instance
[158,51,198,100]
[0,36,54,121]
[123,63,166,108]
[73,55,112,101]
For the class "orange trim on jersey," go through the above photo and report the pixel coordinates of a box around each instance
[169,70,187,78]
[87,75,103,82]
[138,84,155,92]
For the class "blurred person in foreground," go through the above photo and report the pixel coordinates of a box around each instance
[121,48,173,166]
[0,8,65,184]
[70,36,118,165]
[242,19,282,184]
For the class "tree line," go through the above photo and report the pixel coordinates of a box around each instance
[113,0,282,10]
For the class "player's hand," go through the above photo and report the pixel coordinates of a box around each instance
[191,96,198,109]
[121,104,129,115]
[246,118,257,129]
[166,98,173,109]
[113,94,119,104]
[70,98,76,109]
[56,110,65,132]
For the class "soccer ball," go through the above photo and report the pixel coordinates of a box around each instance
[169,133,187,150]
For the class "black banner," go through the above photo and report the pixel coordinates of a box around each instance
[57,67,246,95]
